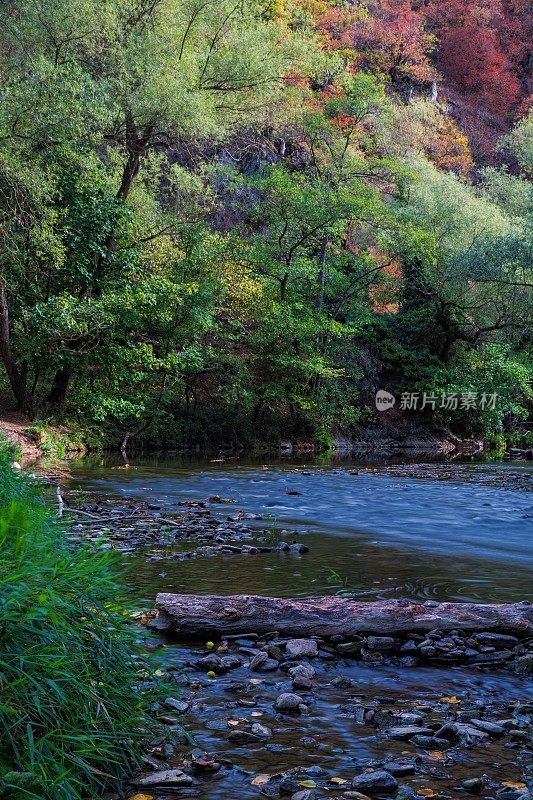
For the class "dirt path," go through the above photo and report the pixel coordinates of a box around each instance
[0,408,42,463]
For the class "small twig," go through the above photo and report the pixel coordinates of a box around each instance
[158,517,183,528]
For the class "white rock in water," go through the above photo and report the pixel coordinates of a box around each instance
[285,638,318,658]
[135,769,193,787]
[11,462,22,471]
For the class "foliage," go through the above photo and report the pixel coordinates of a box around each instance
[0,448,151,799]
[0,0,530,447]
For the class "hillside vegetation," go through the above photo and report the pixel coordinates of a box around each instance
[0,0,531,449]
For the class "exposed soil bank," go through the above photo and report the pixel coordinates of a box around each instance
[0,408,42,462]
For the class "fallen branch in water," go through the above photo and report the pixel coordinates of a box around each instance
[154,593,533,638]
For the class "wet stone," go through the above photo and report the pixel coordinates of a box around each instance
[286,639,318,658]
[366,636,395,652]
[351,770,398,795]
[134,769,193,787]
[386,725,433,740]
[273,692,306,713]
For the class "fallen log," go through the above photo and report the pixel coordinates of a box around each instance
[154,593,533,638]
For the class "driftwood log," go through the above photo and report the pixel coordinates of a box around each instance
[154,593,533,638]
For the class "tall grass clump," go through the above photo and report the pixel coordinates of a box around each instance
[0,446,147,799]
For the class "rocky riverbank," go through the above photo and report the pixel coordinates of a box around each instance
[107,627,533,800]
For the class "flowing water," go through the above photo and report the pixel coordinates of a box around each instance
[70,455,533,604]
[69,455,533,799]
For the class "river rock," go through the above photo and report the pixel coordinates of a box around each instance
[470,718,505,735]
[286,639,318,658]
[509,654,533,675]
[135,769,193,787]
[273,692,306,713]
[454,723,490,743]
[386,726,433,740]
[351,770,398,794]
[462,778,483,793]
[289,663,316,680]
[380,761,416,777]
[164,697,189,713]
[251,723,272,738]
[366,636,395,651]
[336,641,363,655]
[475,632,519,647]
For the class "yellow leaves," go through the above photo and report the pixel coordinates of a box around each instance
[298,780,317,788]
[439,696,461,704]
[206,670,216,678]
[502,782,526,789]
[128,795,154,800]
[417,789,437,798]
[252,774,271,785]
[330,777,348,785]
[206,641,215,649]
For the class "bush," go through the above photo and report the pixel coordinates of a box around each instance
[0,448,147,799]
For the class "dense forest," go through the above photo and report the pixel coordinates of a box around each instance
[0,0,531,450]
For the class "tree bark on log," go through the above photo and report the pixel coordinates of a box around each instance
[154,594,533,638]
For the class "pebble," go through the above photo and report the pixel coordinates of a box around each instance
[135,769,193,787]
[286,639,318,658]
[462,777,483,793]
[367,636,395,652]
[273,692,306,713]
[386,725,433,740]
[351,770,398,794]
[163,697,189,713]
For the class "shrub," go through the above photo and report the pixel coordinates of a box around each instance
[0,448,147,799]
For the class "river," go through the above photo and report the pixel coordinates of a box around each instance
[68,455,533,799]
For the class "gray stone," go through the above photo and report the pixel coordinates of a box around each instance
[469,718,505,735]
[475,632,519,647]
[462,778,483,793]
[367,636,395,651]
[410,735,451,749]
[351,770,398,795]
[381,762,416,777]
[336,641,363,655]
[289,663,316,680]
[273,692,306,713]
[164,697,189,713]
[286,639,318,658]
[386,726,433,740]
[251,723,272,738]
[509,654,533,675]
[135,769,194,787]
[454,723,489,742]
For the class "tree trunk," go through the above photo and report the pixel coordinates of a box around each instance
[47,366,72,406]
[0,282,32,413]
[317,235,328,311]
[154,593,533,638]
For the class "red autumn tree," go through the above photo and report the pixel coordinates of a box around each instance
[425,0,522,113]
[355,0,437,86]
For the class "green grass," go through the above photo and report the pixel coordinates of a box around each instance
[0,447,149,799]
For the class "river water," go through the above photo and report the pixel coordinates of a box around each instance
[69,455,533,799]
[70,455,533,604]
